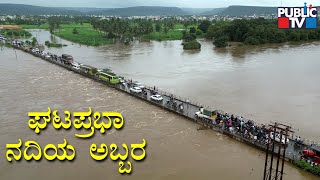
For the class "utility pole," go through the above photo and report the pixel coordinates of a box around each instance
[263,122,294,180]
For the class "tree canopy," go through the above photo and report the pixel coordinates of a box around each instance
[207,18,320,45]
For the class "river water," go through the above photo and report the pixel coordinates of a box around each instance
[0,29,319,179]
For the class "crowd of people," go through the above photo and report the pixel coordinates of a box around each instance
[214,112,269,144]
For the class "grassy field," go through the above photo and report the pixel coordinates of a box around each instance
[173,24,198,29]
[54,26,113,46]
[17,23,111,46]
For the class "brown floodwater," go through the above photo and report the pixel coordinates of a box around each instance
[32,29,320,142]
[0,30,319,179]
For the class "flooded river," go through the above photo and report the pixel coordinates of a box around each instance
[0,29,319,179]
[32,29,320,141]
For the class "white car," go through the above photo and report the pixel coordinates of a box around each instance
[133,82,144,89]
[130,87,142,93]
[71,62,80,70]
[151,94,163,101]
[119,77,126,85]
[31,48,40,53]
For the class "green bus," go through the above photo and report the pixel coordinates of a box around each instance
[97,71,120,84]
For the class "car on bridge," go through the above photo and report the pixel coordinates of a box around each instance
[71,62,80,70]
[130,86,142,93]
[61,54,74,64]
[151,94,163,101]
[133,82,144,89]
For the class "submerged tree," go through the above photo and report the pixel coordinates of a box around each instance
[31,37,38,46]
[213,36,228,48]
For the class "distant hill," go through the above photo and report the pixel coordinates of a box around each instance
[201,8,226,15]
[0,4,188,16]
[0,3,82,15]
[218,5,277,16]
[89,6,187,16]
[59,7,111,13]
[181,8,215,15]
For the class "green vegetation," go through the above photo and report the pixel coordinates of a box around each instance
[54,26,113,46]
[31,37,38,46]
[2,29,32,38]
[3,15,206,46]
[144,30,183,41]
[207,18,320,47]
[182,31,201,50]
[294,160,320,176]
[198,20,211,33]
[20,24,49,29]
[213,36,228,48]
[72,27,78,34]
[0,42,13,48]
[44,41,67,48]
[183,40,201,50]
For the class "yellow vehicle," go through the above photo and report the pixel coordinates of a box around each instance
[80,64,97,76]
[97,71,120,84]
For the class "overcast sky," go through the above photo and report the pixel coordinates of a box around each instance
[0,0,318,8]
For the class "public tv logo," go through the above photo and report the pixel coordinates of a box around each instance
[278,2,318,29]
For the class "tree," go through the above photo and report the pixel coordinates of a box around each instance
[31,37,38,47]
[48,16,61,34]
[189,27,196,34]
[244,37,260,45]
[213,36,228,48]
[196,29,203,36]
[183,33,196,42]
[155,23,162,32]
[164,27,169,34]
[183,40,201,50]
[72,28,78,34]
[206,22,230,39]
[198,20,211,33]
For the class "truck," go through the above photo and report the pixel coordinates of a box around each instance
[195,107,217,120]
[302,145,320,164]
[61,54,74,64]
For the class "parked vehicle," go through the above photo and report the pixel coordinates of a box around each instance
[302,147,320,164]
[195,107,217,120]
[130,87,142,93]
[119,76,126,85]
[71,62,80,70]
[98,68,112,73]
[80,64,98,76]
[97,71,120,84]
[133,82,144,89]
[151,94,163,101]
[31,48,40,53]
[61,54,74,64]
